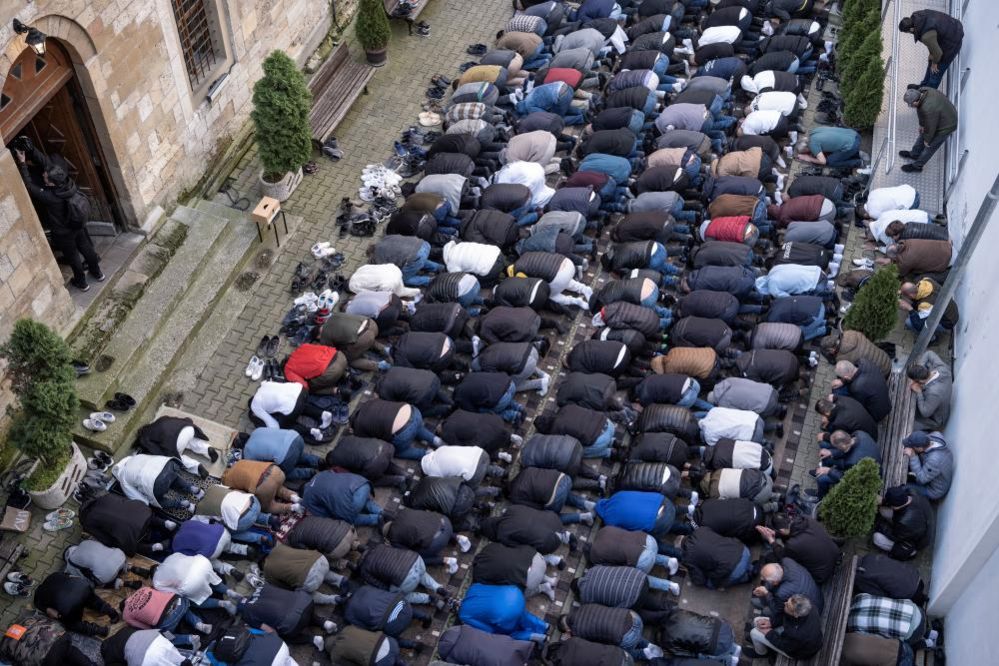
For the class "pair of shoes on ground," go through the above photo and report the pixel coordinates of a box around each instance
[87,450,114,470]
[42,508,76,532]
[105,392,136,412]
[69,268,106,292]
[3,572,37,597]
[246,356,284,382]
[82,410,117,433]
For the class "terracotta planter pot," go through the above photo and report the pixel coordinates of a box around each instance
[258,167,304,202]
[365,47,388,67]
[27,443,87,510]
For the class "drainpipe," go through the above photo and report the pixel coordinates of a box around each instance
[907,172,999,365]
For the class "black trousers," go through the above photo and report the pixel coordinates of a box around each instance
[52,229,101,282]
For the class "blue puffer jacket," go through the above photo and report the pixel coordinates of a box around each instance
[595,491,664,532]
[171,520,226,558]
[302,471,371,523]
[458,583,548,641]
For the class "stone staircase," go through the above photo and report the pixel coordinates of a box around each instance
[72,199,260,452]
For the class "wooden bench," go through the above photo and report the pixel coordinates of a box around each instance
[775,555,858,666]
[308,42,375,145]
[877,369,917,490]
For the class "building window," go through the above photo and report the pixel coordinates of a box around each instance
[170,0,220,89]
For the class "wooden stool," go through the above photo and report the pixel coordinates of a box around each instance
[252,196,289,246]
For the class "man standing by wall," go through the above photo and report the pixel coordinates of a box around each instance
[899,10,964,89]
[899,87,957,173]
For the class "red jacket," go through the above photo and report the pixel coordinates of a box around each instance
[705,216,752,243]
[544,68,584,89]
[284,343,337,388]
[767,194,825,227]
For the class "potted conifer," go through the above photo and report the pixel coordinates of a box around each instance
[251,50,314,201]
[818,458,883,538]
[843,265,901,342]
[1,319,87,509]
[357,0,391,66]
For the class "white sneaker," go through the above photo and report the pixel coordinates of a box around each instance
[455,534,472,552]
[788,130,798,144]
[444,557,459,575]
[539,374,551,396]
[579,512,594,526]
[852,257,874,268]
[245,355,260,378]
[667,557,680,576]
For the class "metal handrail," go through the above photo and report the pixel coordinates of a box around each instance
[884,0,901,174]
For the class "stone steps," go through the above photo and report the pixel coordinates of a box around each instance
[74,206,229,411]
[74,201,260,451]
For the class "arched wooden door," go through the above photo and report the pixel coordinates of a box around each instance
[0,42,120,228]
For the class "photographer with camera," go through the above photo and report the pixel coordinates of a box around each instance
[13,135,103,292]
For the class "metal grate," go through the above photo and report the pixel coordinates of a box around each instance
[170,0,218,88]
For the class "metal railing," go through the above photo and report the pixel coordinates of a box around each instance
[884,0,901,174]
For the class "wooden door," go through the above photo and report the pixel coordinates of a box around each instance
[24,86,115,224]
[1,43,118,227]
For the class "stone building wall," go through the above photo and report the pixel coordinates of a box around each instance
[0,0,333,342]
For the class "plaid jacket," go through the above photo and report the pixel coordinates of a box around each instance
[846,593,921,640]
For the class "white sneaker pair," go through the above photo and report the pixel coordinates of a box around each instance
[311,241,337,259]
[294,291,320,312]
[245,356,266,381]
[316,289,339,312]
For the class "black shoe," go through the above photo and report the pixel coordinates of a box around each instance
[257,335,270,357]
[466,43,487,56]
[72,360,92,377]
[264,335,281,359]
[898,150,914,160]
[70,277,91,292]
[901,164,923,172]
[90,269,106,282]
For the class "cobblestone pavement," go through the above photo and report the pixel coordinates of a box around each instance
[180,0,514,430]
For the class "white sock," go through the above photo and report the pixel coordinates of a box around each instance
[667,557,679,576]
[313,635,325,650]
[497,452,513,463]
[444,557,459,575]
[323,620,338,633]
[788,130,798,144]
[643,644,664,659]
[509,434,523,448]
[320,411,333,429]
[668,581,680,595]
[151,542,165,552]
[455,534,472,552]
[579,511,594,526]
[163,520,177,531]
[195,622,213,633]
[542,581,556,601]
[310,428,323,440]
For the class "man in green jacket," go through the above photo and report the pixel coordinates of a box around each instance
[899,87,957,173]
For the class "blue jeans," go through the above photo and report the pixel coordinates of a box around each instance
[621,612,650,656]
[703,116,737,132]
[801,305,827,341]
[159,597,203,633]
[650,500,693,541]
[648,245,683,276]
[683,156,703,187]
[351,484,383,527]
[706,546,752,589]
[640,292,673,321]
[825,134,863,168]
[670,199,697,223]
[905,311,949,340]
[490,382,525,422]
[392,408,436,459]
[675,380,715,411]
[232,496,272,544]
[920,56,955,89]
[279,439,321,480]
[637,535,678,572]
[509,203,539,227]
[552,475,591,522]
[911,192,921,210]
[430,201,461,228]
[583,420,616,458]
